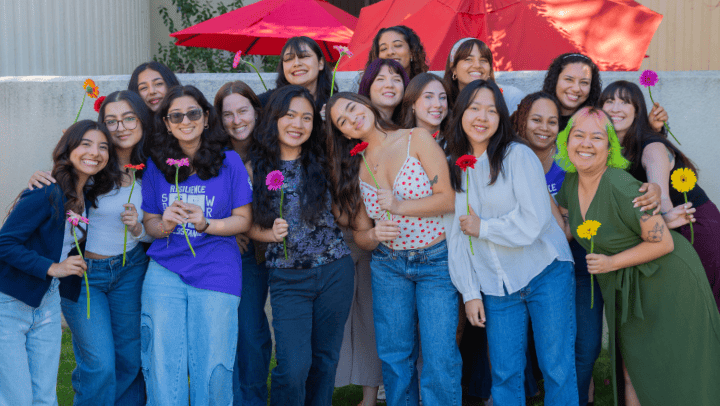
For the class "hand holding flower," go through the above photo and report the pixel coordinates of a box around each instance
[648,102,668,133]
[578,219,602,308]
[121,203,142,236]
[459,205,480,238]
[662,202,696,230]
[271,218,289,242]
[377,189,401,214]
[586,253,615,274]
[161,200,189,231]
[671,167,697,243]
[47,256,86,278]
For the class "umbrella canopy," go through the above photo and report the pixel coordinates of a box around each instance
[170,0,358,62]
[338,0,662,71]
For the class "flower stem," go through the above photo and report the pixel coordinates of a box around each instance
[647,88,681,145]
[466,170,474,255]
[246,62,267,91]
[122,171,137,266]
[330,55,344,97]
[72,226,90,318]
[685,192,694,244]
[74,93,86,123]
[175,166,196,257]
[280,188,287,260]
[361,154,391,221]
[590,237,594,309]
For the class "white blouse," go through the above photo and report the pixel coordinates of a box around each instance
[443,143,572,301]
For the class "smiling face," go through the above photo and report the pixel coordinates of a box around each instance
[163,95,208,148]
[369,65,404,118]
[103,100,142,153]
[221,93,257,142]
[413,80,448,133]
[137,68,167,112]
[602,91,636,138]
[277,96,314,160]
[377,30,411,71]
[462,88,499,154]
[282,43,324,94]
[567,115,610,173]
[453,44,492,90]
[555,62,592,115]
[525,98,560,152]
[330,97,376,140]
[69,129,110,180]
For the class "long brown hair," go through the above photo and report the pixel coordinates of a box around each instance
[443,39,495,107]
[399,72,452,135]
[325,92,400,229]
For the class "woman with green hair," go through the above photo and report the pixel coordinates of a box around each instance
[553,106,720,406]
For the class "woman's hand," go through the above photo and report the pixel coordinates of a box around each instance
[178,201,206,230]
[459,205,480,238]
[27,170,55,190]
[47,256,86,278]
[377,189,401,214]
[271,218,288,242]
[663,202,695,229]
[236,233,250,254]
[372,219,400,242]
[121,203,142,236]
[648,102,669,133]
[633,183,661,214]
[161,200,188,232]
[586,253,616,274]
[465,299,486,327]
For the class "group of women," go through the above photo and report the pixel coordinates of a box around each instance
[1,24,719,406]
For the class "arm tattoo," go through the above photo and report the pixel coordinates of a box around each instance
[640,213,652,223]
[429,174,439,186]
[647,221,664,242]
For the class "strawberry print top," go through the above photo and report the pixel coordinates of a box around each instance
[359,130,445,250]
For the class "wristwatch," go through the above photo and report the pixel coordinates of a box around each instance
[197,218,210,233]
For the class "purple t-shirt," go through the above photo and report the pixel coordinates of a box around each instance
[545,161,566,197]
[141,151,252,296]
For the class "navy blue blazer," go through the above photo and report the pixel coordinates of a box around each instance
[0,184,85,307]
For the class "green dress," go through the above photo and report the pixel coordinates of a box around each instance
[557,167,720,406]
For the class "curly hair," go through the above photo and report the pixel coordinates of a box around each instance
[150,85,230,184]
[127,61,181,97]
[250,85,328,229]
[443,38,495,107]
[365,25,429,80]
[97,90,152,178]
[51,120,122,215]
[358,58,409,123]
[325,92,400,229]
[554,106,630,173]
[542,53,602,115]
[509,91,561,145]
[399,72,451,136]
[599,80,697,177]
[274,36,337,112]
[444,80,522,191]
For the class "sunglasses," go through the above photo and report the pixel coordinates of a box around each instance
[166,109,204,124]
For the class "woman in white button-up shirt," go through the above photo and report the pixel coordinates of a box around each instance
[443,79,577,406]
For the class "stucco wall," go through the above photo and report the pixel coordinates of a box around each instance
[1,71,718,219]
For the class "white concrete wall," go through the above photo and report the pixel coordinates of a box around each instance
[1,71,718,219]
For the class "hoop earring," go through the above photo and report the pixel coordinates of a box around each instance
[452,72,457,80]
[204,123,209,129]
[167,129,172,134]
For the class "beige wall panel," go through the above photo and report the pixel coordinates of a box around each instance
[0,0,151,76]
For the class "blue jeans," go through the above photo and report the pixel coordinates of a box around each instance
[140,260,240,406]
[61,244,148,406]
[233,243,271,406]
[269,255,354,406]
[483,260,578,406]
[575,267,604,405]
[0,278,61,406]
[371,240,462,406]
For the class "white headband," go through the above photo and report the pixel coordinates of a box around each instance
[449,37,476,65]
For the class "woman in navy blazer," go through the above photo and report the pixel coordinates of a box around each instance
[0,120,120,406]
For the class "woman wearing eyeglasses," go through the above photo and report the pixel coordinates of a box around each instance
[26,91,154,405]
[140,85,253,406]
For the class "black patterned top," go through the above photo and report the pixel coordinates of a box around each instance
[264,159,350,269]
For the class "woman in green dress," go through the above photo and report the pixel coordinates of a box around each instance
[554,106,720,406]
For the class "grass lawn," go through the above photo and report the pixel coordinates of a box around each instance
[57,328,613,406]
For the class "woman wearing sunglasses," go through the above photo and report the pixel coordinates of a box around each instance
[140,85,253,405]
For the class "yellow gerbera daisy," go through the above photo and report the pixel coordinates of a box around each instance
[577,219,602,240]
[671,168,697,194]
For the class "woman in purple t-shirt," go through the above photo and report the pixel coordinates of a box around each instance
[140,85,253,406]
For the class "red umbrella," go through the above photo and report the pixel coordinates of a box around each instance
[338,0,662,71]
[170,0,358,62]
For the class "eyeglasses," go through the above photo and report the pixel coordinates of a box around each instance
[105,116,138,131]
[166,109,203,124]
